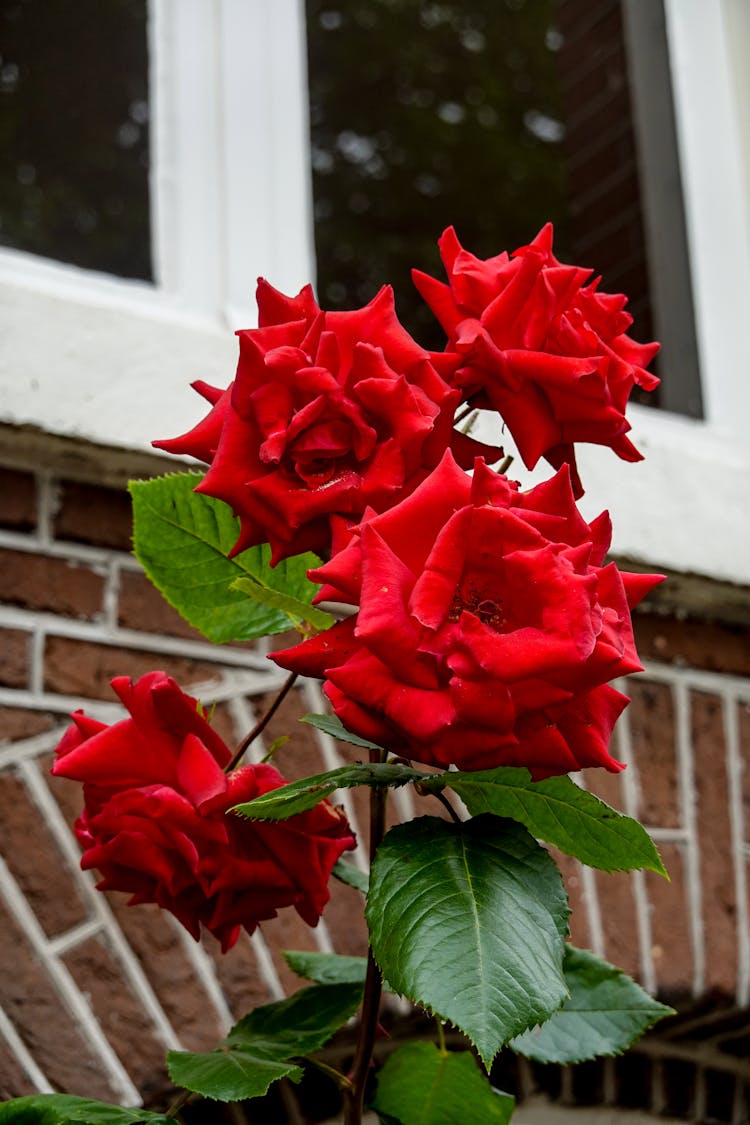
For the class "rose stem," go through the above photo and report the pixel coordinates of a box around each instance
[343,749,389,1125]
[431,788,462,823]
[164,1088,194,1119]
[225,671,298,771]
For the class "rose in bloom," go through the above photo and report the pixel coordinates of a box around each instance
[51,672,356,951]
[272,453,662,779]
[412,224,659,494]
[155,279,496,563]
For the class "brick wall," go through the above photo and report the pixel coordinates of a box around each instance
[1,441,749,1119]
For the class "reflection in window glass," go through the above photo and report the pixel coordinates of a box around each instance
[306,0,570,351]
[0,0,151,280]
[306,0,702,416]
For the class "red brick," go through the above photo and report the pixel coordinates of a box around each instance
[0,707,57,743]
[0,770,89,936]
[202,931,276,1020]
[0,468,36,532]
[595,869,640,978]
[646,843,693,1001]
[549,848,589,949]
[586,763,626,813]
[629,679,680,829]
[0,899,120,1100]
[260,911,320,995]
[0,628,30,688]
[322,878,369,958]
[117,570,208,643]
[105,898,224,1053]
[692,691,737,996]
[635,615,750,677]
[54,480,132,552]
[43,636,224,700]
[738,701,750,842]
[1,549,105,620]
[0,1037,37,1099]
[62,935,171,1105]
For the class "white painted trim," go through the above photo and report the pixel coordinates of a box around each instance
[0,0,315,449]
[0,1003,54,1094]
[664,0,750,433]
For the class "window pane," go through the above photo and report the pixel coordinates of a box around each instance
[0,0,152,281]
[306,0,702,417]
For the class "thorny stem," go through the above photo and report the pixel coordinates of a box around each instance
[343,749,389,1125]
[225,672,298,772]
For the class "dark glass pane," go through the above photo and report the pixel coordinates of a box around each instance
[306,0,569,351]
[306,0,703,416]
[0,0,151,280]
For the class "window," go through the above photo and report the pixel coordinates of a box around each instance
[0,0,152,280]
[305,0,702,417]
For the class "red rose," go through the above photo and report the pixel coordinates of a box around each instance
[155,280,497,563]
[272,453,662,780]
[412,225,659,494]
[51,672,355,951]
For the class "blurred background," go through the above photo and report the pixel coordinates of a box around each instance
[1,2,749,1121]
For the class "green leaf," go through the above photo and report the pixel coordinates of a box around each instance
[366,815,569,1069]
[371,1042,515,1125]
[129,472,322,643]
[333,857,369,893]
[230,577,333,631]
[166,983,362,1102]
[232,762,427,820]
[511,945,674,1064]
[284,950,369,986]
[301,712,386,751]
[446,767,666,876]
[0,1096,170,1124]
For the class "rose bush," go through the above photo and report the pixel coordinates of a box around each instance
[273,452,662,778]
[156,280,496,563]
[412,224,659,494]
[51,671,356,951]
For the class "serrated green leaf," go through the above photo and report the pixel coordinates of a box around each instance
[167,983,362,1102]
[371,1042,515,1125]
[366,816,569,1069]
[230,577,333,631]
[0,1096,170,1124]
[301,712,386,751]
[232,762,427,820]
[284,950,369,986]
[333,857,369,893]
[445,767,666,876]
[167,1049,302,1103]
[129,473,321,642]
[510,945,674,1064]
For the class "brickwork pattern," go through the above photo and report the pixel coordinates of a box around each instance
[1,466,750,1117]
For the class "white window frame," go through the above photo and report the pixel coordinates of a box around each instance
[0,0,315,450]
[481,0,750,588]
[0,1,747,587]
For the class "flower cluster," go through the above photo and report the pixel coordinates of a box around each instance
[52,672,355,951]
[155,280,496,563]
[273,453,661,778]
[55,223,660,946]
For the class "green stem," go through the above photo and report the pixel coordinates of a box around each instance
[343,750,388,1125]
[164,1089,193,1119]
[436,1017,448,1057]
[226,672,298,771]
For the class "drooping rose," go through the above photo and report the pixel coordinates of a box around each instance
[272,452,662,779]
[155,280,497,563]
[51,672,356,951]
[412,224,659,494]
